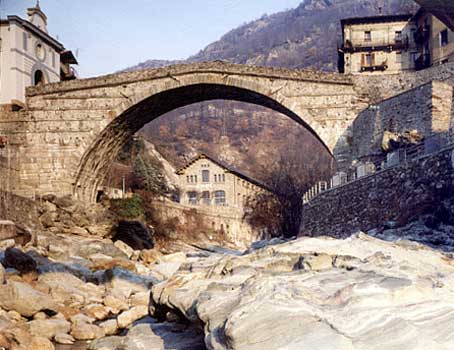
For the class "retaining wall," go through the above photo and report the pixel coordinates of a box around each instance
[301,146,454,237]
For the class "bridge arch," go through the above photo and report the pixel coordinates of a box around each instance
[73,79,332,202]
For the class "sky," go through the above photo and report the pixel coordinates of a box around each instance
[0,0,303,78]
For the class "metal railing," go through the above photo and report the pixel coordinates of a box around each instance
[303,130,454,204]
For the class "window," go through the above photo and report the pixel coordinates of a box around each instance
[214,174,217,182]
[35,43,45,61]
[187,176,190,183]
[364,31,372,41]
[23,32,28,51]
[52,51,55,68]
[396,51,402,64]
[440,29,449,47]
[194,175,197,183]
[395,31,402,42]
[214,190,226,205]
[222,174,225,182]
[188,191,197,205]
[202,191,210,205]
[33,70,44,86]
[363,53,373,66]
[202,170,210,183]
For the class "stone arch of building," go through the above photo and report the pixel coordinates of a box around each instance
[30,62,49,85]
[72,81,332,202]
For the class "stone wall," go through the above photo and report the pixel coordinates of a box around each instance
[351,80,453,161]
[151,199,264,248]
[301,146,454,237]
[352,61,454,104]
[0,191,40,229]
[0,62,362,201]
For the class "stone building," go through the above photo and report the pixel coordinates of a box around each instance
[0,1,77,107]
[413,8,454,70]
[338,8,454,74]
[176,154,269,208]
[338,14,418,74]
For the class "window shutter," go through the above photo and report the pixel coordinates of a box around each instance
[371,53,375,66]
[361,54,365,66]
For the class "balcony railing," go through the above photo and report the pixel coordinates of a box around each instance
[341,36,410,52]
[303,130,454,204]
[361,61,388,72]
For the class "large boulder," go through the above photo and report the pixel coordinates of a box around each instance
[0,281,58,317]
[27,319,71,340]
[3,247,37,274]
[382,129,423,153]
[0,220,17,241]
[112,221,154,250]
[88,322,205,350]
[149,233,454,350]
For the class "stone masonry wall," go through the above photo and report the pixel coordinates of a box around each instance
[0,191,40,229]
[351,80,453,161]
[301,146,454,237]
[0,62,362,201]
[352,61,454,104]
[151,199,264,248]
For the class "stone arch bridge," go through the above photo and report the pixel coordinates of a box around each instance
[0,61,365,202]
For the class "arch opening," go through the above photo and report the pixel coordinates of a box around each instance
[74,83,333,202]
[33,70,45,86]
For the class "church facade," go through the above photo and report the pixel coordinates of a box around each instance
[0,1,77,106]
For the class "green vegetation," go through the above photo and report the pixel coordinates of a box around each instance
[132,154,170,196]
[110,195,144,219]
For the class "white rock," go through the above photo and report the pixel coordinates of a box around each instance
[114,240,134,258]
[150,233,454,350]
[54,332,75,345]
[28,319,71,340]
[0,281,57,317]
[117,305,148,329]
[99,319,118,336]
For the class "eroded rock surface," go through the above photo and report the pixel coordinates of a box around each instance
[150,233,454,350]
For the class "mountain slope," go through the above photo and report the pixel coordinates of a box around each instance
[126,0,419,72]
[116,0,420,187]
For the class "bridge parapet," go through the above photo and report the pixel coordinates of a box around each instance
[26,61,353,97]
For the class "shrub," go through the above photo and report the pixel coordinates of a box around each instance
[110,195,144,219]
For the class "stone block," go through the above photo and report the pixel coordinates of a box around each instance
[0,220,17,241]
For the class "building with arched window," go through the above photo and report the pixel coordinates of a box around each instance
[0,1,78,107]
[176,154,270,208]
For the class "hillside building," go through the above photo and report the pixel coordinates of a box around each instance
[413,8,454,70]
[338,9,454,74]
[176,154,269,208]
[0,1,78,107]
[338,14,418,74]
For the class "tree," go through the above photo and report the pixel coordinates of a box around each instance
[245,145,333,238]
[132,154,170,196]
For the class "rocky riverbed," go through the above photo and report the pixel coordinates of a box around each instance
[0,227,453,349]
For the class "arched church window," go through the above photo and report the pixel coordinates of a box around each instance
[34,70,44,86]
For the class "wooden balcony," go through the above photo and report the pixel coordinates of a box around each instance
[341,37,410,53]
[360,62,388,72]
